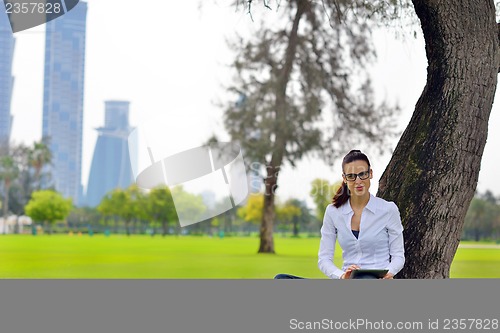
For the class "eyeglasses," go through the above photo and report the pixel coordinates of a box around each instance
[343,170,370,181]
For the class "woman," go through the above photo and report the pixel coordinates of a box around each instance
[318,150,405,279]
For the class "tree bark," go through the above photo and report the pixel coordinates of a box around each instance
[377,0,500,278]
[259,165,278,253]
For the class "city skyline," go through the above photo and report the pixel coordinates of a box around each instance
[0,9,14,145]
[86,100,134,207]
[42,1,87,204]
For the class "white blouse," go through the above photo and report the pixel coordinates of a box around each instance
[318,194,405,279]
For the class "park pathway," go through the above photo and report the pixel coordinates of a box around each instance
[458,244,500,249]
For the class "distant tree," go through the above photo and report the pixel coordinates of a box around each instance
[114,185,150,236]
[481,190,498,205]
[67,206,101,232]
[97,193,113,228]
[494,211,500,240]
[0,141,51,216]
[117,189,135,236]
[99,188,142,236]
[97,189,125,233]
[289,198,313,236]
[25,190,72,234]
[0,155,19,231]
[222,0,399,253]
[309,179,342,222]
[464,198,488,241]
[275,199,302,236]
[237,194,264,225]
[28,140,52,190]
[147,186,177,236]
[126,184,149,234]
[214,199,238,234]
[169,186,206,234]
[463,194,500,241]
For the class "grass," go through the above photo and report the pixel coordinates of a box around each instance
[450,241,500,278]
[0,235,498,278]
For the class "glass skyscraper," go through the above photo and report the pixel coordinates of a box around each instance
[86,101,135,207]
[42,1,87,203]
[0,8,14,145]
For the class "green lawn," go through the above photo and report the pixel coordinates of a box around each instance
[0,235,498,278]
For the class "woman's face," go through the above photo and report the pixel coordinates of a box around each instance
[342,160,372,198]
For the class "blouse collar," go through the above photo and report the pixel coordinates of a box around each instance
[341,194,377,215]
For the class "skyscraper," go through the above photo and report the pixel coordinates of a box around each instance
[42,1,87,203]
[0,8,15,146]
[86,101,135,207]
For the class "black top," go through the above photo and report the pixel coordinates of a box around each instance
[352,230,359,239]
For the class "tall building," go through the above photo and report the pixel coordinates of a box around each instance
[0,8,15,145]
[86,101,135,207]
[42,1,87,203]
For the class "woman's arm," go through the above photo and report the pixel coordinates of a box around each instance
[318,206,345,279]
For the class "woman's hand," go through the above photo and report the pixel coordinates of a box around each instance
[340,265,361,279]
[382,272,394,279]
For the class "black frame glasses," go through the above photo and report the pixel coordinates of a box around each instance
[343,170,370,181]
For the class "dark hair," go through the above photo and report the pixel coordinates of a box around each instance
[332,150,371,208]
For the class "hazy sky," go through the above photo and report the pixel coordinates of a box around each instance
[5,0,500,207]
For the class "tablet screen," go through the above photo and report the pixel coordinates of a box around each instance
[349,269,389,279]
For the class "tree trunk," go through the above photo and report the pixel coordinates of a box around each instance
[377,0,500,278]
[259,165,278,253]
[224,211,232,234]
[125,220,131,236]
[474,229,480,242]
[3,180,10,234]
[293,217,299,237]
[258,0,309,253]
[162,221,167,237]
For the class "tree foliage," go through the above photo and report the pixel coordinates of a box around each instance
[170,186,207,225]
[147,186,177,236]
[0,140,53,217]
[237,194,264,224]
[24,190,72,230]
[224,2,400,165]
[0,155,18,220]
[463,192,500,241]
[275,198,305,236]
[309,178,341,222]
[28,140,52,190]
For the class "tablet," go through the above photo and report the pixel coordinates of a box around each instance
[349,269,388,279]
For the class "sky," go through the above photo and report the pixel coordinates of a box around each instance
[5,0,500,208]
